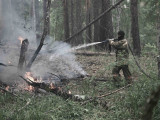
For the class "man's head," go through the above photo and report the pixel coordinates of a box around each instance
[118,30,125,40]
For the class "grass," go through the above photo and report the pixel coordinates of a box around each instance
[1,50,160,120]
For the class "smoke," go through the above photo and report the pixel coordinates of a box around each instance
[0,0,87,85]
[31,41,87,79]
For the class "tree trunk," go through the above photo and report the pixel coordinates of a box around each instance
[93,0,100,49]
[43,0,50,35]
[130,0,141,56]
[35,0,41,46]
[63,0,70,40]
[99,0,113,51]
[18,39,29,71]
[74,0,83,45]
[158,36,160,78]
[70,0,74,36]
[85,0,92,43]
[0,0,2,42]
[32,0,36,32]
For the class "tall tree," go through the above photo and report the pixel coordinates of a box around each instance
[62,0,70,40]
[32,0,36,32]
[93,0,100,48]
[74,0,83,45]
[85,0,92,43]
[43,0,50,35]
[130,0,141,56]
[70,0,74,36]
[0,0,2,42]
[99,0,113,51]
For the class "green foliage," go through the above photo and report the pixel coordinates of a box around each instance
[142,43,158,55]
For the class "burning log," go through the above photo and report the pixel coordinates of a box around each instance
[18,39,29,71]
[20,75,86,101]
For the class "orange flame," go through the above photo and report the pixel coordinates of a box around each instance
[24,85,35,92]
[5,86,10,91]
[18,36,24,44]
[25,72,35,81]
[8,61,11,64]
[49,83,56,89]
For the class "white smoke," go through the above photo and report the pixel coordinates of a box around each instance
[31,41,87,79]
[0,0,87,84]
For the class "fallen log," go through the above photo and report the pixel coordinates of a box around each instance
[19,75,110,109]
[19,76,84,101]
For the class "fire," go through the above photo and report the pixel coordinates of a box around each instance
[49,83,56,89]
[8,60,11,64]
[18,36,24,44]
[25,72,35,81]
[24,72,43,92]
[5,86,10,91]
[24,85,35,92]
[68,90,71,94]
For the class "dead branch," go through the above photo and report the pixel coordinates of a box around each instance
[64,0,125,42]
[142,85,160,120]
[26,0,51,70]
[81,84,131,105]
[18,98,31,112]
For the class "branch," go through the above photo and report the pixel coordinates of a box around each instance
[26,0,51,70]
[81,84,131,105]
[64,0,125,42]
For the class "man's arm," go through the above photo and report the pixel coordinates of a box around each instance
[109,39,127,48]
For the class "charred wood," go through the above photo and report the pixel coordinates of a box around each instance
[18,39,29,71]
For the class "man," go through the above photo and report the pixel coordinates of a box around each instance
[109,30,132,86]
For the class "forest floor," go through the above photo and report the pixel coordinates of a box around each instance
[0,50,160,120]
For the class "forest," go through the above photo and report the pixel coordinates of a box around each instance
[0,0,160,120]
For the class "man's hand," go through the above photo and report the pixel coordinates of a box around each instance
[108,39,114,44]
[123,41,128,47]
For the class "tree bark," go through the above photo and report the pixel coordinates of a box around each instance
[43,0,50,35]
[93,0,100,44]
[63,0,70,40]
[70,0,74,36]
[158,36,160,78]
[99,0,113,51]
[32,0,36,32]
[0,0,2,42]
[74,0,83,45]
[85,0,92,43]
[35,0,41,46]
[130,0,141,56]
[18,39,29,71]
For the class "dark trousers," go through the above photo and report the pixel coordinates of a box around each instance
[112,65,132,83]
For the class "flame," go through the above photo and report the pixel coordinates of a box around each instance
[18,36,24,44]
[25,72,35,81]
[5,86,10,91]
[49,83,56,89]
[8,61,11,64]
[68,90,71,94]
[24,85,35,92]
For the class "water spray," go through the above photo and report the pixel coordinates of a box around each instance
[71,39,114,51]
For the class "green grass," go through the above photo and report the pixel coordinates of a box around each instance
[1,51,160,120]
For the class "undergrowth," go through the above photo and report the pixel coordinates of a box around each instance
[1,49,160,120]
